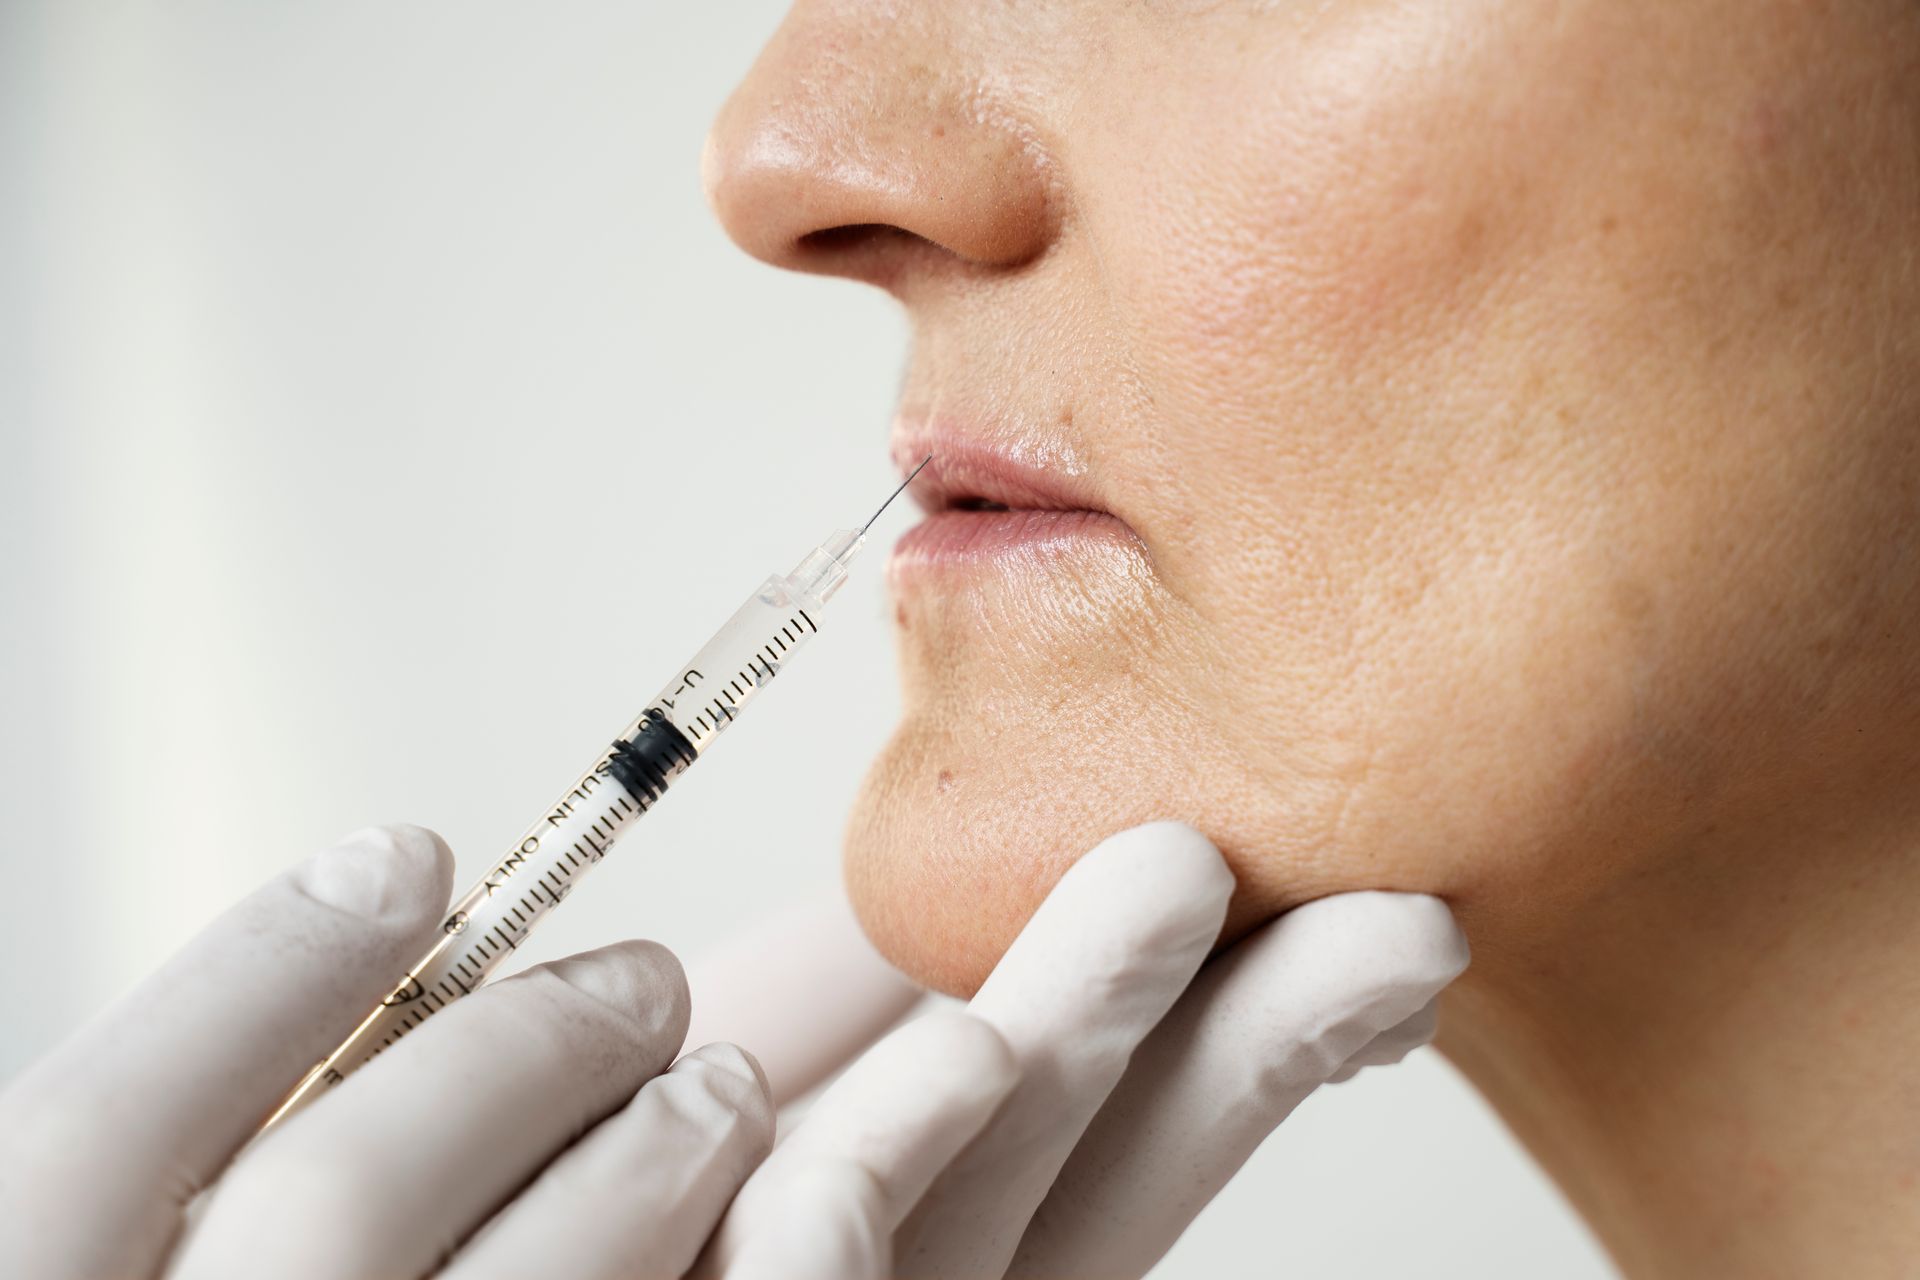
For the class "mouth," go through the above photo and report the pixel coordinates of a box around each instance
[887,419,1141,574]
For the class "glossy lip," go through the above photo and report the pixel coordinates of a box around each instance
[890,423,1108,516]
[887,418,1141,572]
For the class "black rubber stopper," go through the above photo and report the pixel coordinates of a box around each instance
[607,712,697,810]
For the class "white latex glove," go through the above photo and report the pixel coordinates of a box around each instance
[681,892,925,1108]
[691,821,1470,1280]
[0,825,776,1280]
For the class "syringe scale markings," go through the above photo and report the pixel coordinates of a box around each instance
[257,455,930,1135]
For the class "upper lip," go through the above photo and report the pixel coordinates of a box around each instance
[889,420,1108,517]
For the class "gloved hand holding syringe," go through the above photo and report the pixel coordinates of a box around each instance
[263,455,935,1132]
[0,452,1468,1280]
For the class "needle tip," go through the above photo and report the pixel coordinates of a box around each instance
[860,453,934,536]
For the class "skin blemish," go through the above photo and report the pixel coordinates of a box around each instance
[1610,578,1655,627]
[936,769,955,793]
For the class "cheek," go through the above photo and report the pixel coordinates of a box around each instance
[1070,4,1589,679]
[1060,0,1910,918]
[1041,6,1679,905]
[1093,7,1546,386]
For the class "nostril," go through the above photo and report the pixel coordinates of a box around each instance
[794,222,952,269]
[797,224,903,253]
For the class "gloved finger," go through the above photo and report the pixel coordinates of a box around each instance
[712,1160,891,1280]
[693,1011,1016,1280]
[1006,891,1469,1280]
[0,825,453,1280]
[172,939,690,1280]
[444,1042,774,1280]
[682,891,923,1106]
[893,821,1233,1280]
[1325,995,1439,1083]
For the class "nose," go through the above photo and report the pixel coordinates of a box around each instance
[703,6,1058,287]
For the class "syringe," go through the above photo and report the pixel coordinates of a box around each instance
[259,456,931,1134]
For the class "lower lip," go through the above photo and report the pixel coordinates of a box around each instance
[889,508,1140,573]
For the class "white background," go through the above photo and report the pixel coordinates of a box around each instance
[1,4,1613,1275]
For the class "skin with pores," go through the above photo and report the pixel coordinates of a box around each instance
[706,1,1920,1276]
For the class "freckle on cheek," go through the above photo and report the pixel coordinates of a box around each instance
[936,769,954,793]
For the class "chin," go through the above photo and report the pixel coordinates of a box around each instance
[842,716,1119,997]
[841,701,1310,997]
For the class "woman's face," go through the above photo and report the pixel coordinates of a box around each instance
[707,0,1920,994]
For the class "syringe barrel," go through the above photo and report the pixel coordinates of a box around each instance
[641,573,828,755]
[258,570,832,1133]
